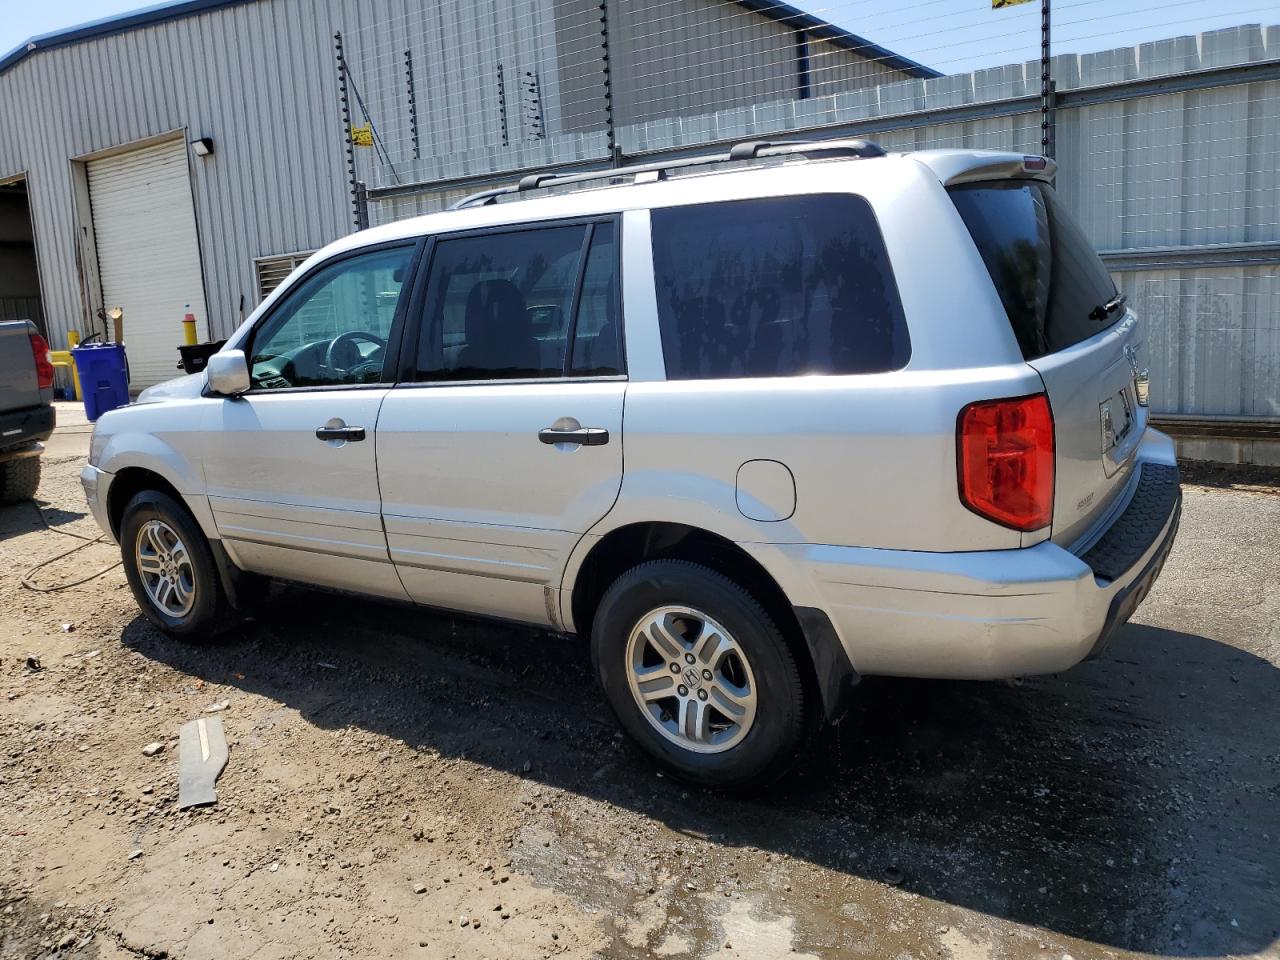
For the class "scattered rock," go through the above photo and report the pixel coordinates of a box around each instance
[142,742,164,757]
[459,916,471,928]
[205,699,230,713]
[60,623,74,633]
[414,884,428,895]
[521,760,532,773]
[884,866,905,886]
[127,849,143,861]
[25,655,42,671]
[57,931,77,949]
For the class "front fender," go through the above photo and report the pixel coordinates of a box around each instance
[95,427,218,540]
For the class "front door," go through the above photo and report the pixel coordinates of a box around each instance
[376,219,625,624]
[202,243,419,599]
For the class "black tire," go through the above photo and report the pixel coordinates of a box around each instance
[0,456,41,504]
[591,559,813,789]
[119,489,233,639]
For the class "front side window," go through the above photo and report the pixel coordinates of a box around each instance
[651,194,910,380]
[413,221,620,382]
[248,246,413,390]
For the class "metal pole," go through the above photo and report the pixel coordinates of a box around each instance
[405,49,421,161]
[334,32,361,230]
[497,63,510,147]
[600,0,619,166]
[1040,0,1055,158]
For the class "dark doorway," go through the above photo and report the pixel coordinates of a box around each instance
[0,178,45,336]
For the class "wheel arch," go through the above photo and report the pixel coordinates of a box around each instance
[105,464,218,543]
[566,520,857,721]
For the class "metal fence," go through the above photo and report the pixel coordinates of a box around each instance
[338,8,1280,444]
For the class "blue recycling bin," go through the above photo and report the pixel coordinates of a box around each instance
[72,342,130,422]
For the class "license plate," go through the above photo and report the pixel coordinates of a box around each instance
[1100,389,1133,454]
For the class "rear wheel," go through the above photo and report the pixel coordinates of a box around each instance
[0,456,41,504]
[120,490,232,639]
[591,560,812,788]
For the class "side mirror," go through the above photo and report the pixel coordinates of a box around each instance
[206,349,251,397]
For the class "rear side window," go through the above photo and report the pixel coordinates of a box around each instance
[651,194,909,380]
[949,180,1119,360]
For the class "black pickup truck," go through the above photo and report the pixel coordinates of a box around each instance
[0,319,55,503]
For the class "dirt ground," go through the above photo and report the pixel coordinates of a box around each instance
[2,403,1278,960]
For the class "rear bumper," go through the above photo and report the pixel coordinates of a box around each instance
[778,431,1181,680]
[0,403,55,459]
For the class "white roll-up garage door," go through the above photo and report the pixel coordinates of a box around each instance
[88,139,209,389]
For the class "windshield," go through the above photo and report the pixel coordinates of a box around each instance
[949,180,1119,360]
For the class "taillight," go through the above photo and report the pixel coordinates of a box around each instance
[957,393,1055,532]
[29,333,55,391]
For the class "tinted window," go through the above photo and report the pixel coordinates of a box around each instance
[249,246,412,389]
[570,222,621,376]
[949,180,1119,360]
[651,194,909,380]
[414,225,586,381]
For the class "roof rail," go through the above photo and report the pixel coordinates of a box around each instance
[450,137,885,210]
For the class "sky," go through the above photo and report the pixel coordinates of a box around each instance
[1,0,1275,75]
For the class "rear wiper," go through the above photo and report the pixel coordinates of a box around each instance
[1089,293,1127,322]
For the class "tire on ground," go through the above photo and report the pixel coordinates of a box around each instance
[591,559,813,789]
[119,488,233,640]
[0,457,41,504]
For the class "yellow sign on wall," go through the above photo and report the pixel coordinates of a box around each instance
[351,125,373,147]
[992,0,1035,7]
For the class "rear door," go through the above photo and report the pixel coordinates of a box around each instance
[950,180,1144,545]
[376,218,625,625]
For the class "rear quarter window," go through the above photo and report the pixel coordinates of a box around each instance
[650,194,910,380]
[948,180,1119,360]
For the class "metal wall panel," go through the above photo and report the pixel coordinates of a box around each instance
[0,0,368,350]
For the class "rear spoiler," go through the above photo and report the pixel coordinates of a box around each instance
[911,150,1058,187]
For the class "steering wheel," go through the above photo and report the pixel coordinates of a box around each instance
[325,331,386,375]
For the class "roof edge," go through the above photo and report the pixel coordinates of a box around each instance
[729,0,942,79]
[0,0,941,81]
[0,0,256,76]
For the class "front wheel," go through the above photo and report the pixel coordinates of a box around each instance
[591,560,813,789]
[120,489,232,639]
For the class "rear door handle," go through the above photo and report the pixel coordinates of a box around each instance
[315,425,366,442]
[538,427,609,446]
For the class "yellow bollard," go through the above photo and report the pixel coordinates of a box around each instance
[182,305,198,346]
[64,332,83,401]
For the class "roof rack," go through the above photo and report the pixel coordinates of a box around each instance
[450,138,886,210]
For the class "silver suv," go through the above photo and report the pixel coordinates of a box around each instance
[82,140,1181,787]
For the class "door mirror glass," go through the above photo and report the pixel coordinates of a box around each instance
[206,349,251,396]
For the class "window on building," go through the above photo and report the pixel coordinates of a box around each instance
[650,194,910,379]
[255,251,316,300]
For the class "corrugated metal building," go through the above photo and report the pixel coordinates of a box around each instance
[0,0,929,387]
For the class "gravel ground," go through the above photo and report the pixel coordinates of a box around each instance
[1,406,1278,960]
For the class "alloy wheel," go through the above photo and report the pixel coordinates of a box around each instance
[624,605,758,754]
[135,519,197,618]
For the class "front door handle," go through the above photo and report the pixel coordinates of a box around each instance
[316,425,366,442]
[538,426,609,446]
